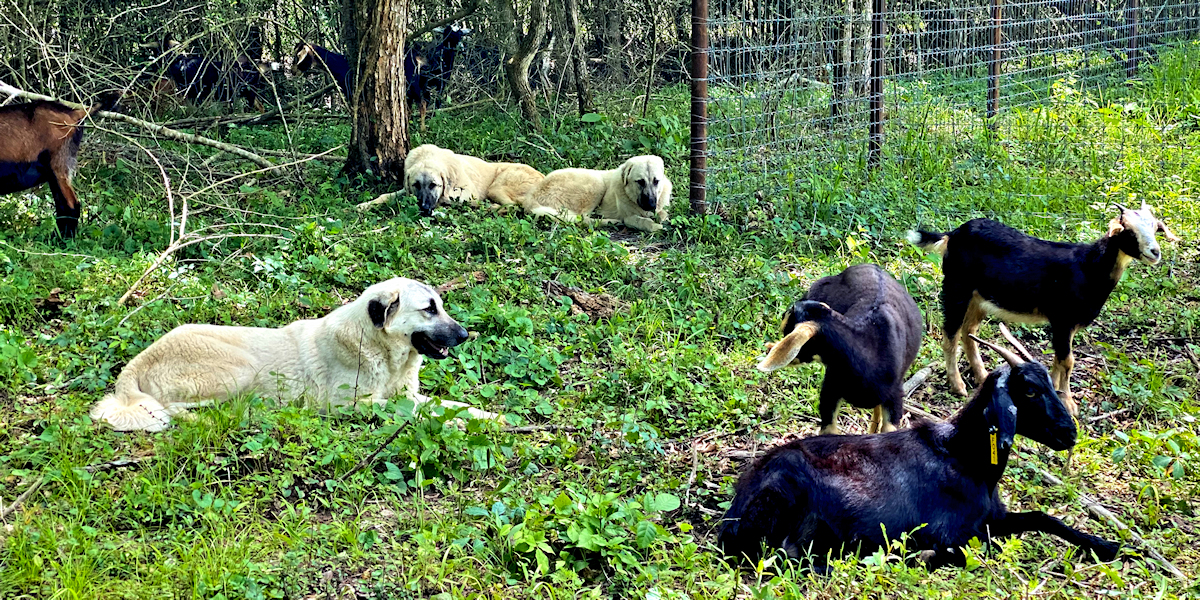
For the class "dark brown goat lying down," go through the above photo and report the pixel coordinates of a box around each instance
[720,337,1119,570]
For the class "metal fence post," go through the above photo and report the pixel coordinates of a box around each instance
[689,0,709,215]
[1126,0,1140,78]
[868,0,884,168]
[988,0,1003,124]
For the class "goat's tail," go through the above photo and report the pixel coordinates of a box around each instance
[89,375,173,432]
[906,229,949,256]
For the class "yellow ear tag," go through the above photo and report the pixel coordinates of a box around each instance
[989,428,999,465]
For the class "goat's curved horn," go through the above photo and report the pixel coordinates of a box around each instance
[1114,202,1130,213]
[968,334,1023,367]
[757,322,819,372]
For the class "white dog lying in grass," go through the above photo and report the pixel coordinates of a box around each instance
[90,277,499,431]
[519,155,672,232]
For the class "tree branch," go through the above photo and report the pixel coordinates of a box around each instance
[0,83,274,169]
[408,0,481,41]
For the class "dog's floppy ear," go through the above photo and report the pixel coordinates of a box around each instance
[620,159,636,188]
[367,294,401,329]
[757,321,819,372]
[442,160,466,200]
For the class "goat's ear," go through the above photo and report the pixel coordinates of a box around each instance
[987,372,1019,452]
[1106,217,1125,237]
[757,322,818,372]
[1158,219,1181,242]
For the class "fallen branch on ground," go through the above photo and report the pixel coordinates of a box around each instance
[903,364,934,398]
[1021,457,1188,582]
[82,456,153,473]
[1,456,150,520]
[1086,408,1130,423]
[0,83,274,169]
[0,477,45,520]
[161,83,342,130]
[436,271,486,294]
[501,425,580,434]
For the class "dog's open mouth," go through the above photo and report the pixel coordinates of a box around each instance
[412,331,451,359]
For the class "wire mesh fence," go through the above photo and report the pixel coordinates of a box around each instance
[692,0,1200,207]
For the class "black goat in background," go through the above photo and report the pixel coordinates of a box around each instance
[0,92,121,237]
[405,24,472,131]
[293,42,352,100]
[153,35,266,110]
[719,337,1119,570]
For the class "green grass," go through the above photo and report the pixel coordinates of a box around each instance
[1,43,1199,600]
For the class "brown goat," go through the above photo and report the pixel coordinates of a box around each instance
[0,92,119,237]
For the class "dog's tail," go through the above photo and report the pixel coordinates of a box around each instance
[906,229,950,256]
[89,375,173,432]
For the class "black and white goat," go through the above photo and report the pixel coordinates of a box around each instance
[719,337,1119,569]
[908,204,1179,416]
[405,24,472,131]
[758,264,923,435]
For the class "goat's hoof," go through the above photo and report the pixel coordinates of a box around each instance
[1062,396,1079,418]
[818,425,843,436]
[949,383,969,397]
[917,550,938,565]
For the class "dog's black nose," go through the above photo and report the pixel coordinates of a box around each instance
[454,325,468,345]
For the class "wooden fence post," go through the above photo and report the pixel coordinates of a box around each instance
[1126,0,1141,78]
[868,0,884,168]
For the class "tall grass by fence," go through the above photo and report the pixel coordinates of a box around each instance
[689,0,1200,208]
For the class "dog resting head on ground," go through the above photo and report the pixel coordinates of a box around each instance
[404,144,543,215]
[89,277,499,432]
[519,155,672,232]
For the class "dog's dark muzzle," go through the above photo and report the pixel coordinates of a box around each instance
[416,190,440,216]
[411,323,469,360]
[638,189,657,212]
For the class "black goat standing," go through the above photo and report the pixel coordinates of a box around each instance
[719,337,1119,569]
[0,92,120,237]
[758,264,923,435]
[154,35,266,111]
[293,42,352,100]
[909,205,1179,416]
[158,35,222,104]
[405,25,472,132]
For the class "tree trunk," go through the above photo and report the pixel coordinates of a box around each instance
[503,0,547,131]
[565,0,594,115]
[855,0,872,96]
[605,10,625,83]
[550,0,572,90]
[831,0,854,119]
[343,0,409,179]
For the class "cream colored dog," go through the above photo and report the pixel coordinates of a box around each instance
[518,155,672,232]
[401,144,544,215]
[90,278,498,432]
